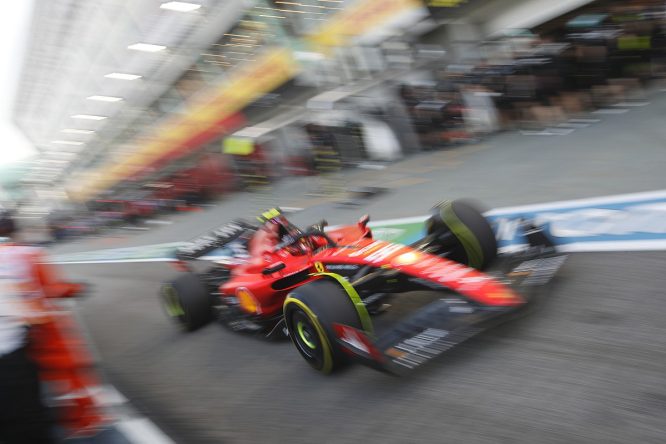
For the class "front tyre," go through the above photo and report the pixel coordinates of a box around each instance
[284,279,363,374]
[160,273,212,332]
[426,199,498,270]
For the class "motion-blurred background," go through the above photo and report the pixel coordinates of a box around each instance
[3,2,666,444]
[2,0,665,241]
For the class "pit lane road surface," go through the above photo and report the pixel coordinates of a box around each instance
[63,252,666,444]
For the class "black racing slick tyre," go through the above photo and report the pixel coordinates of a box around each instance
[426,199,498,270]
[160,273,212,332]
[283,279,364,374]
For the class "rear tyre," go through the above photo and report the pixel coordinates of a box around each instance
[160,273,212,332]
[426,199,498,270]
[283,279,363,374]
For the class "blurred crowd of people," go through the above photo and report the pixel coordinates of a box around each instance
[401,3,666,148]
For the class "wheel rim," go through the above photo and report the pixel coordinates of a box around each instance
[290,310,323,365]
[297,320,317,349]
[161,285,189,328]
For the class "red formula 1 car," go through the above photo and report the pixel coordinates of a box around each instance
[161,201,565,374]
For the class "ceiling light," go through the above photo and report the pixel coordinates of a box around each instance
[87,95,123,102]
[51,140,84,145]
[105,72,142,80]
[61,129,95,134]
[128,43,167,52]
[72,114,107,120]
[160,1,201,12]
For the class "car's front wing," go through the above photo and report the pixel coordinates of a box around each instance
[333,252,567,374]
[333,299,514,374]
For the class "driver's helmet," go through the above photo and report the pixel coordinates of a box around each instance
[257,208,300,242]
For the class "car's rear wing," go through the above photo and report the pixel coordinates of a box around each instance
[175,220,256,260]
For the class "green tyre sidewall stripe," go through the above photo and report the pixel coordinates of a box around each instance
[311,272,374,335]
[161,284,185,317]
[440,201,484,270]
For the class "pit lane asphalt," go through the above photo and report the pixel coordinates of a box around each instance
[55,90,666,443]
[65,252,666,444]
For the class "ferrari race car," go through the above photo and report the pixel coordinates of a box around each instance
[160,201,566,374]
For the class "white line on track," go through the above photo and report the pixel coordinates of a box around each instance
[115,418,175,444]
[568,118,601,123]
[363,189,666,222]
[592,108,629,114]
[612,101,650,107]
[484,189,666,215]
[501,240,666,253]
[91,385,128,406]
[557,239,666,252]
[144,220,173,225]
[87,384,174,444]
[520,129,573,136]
[54,257,175,264]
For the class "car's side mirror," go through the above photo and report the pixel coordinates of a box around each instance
[358,214,370,228]
[262,261,286,275]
